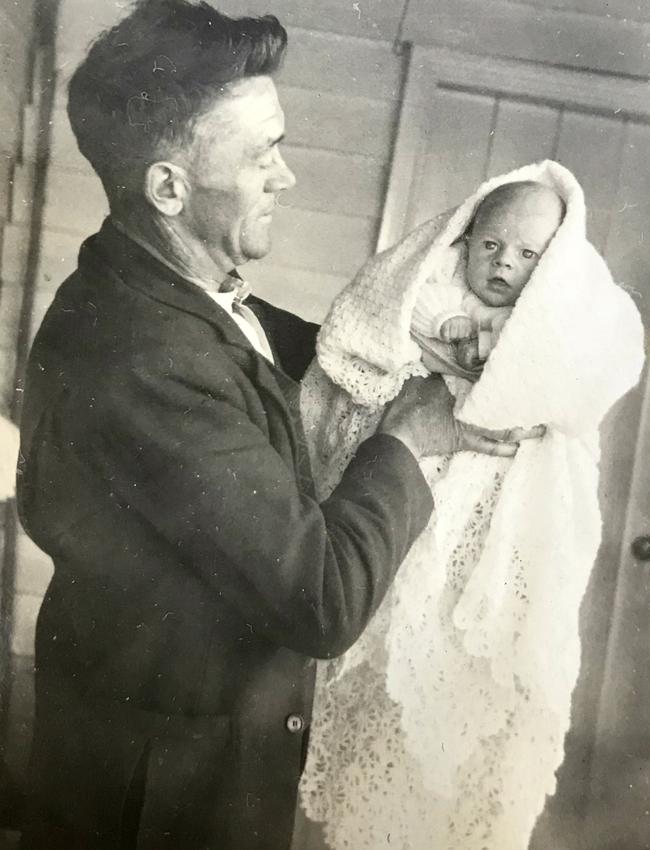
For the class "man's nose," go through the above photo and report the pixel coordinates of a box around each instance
[267,151,296,193]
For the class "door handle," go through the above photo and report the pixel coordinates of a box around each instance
[631,536,650,561]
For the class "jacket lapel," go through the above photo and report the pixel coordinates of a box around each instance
[251,359,315,499]
[79,220,249,347]
[79,220,315,497]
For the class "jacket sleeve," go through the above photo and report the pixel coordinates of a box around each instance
[87,357,433,659]
[246,295,319,381]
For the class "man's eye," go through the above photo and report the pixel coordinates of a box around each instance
[258,145,280,170]
[522,249,537,260]
[483,240,497,251]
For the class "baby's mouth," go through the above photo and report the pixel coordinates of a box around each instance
[488,276,510,290]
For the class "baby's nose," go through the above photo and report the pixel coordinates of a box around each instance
[494,248,513,267]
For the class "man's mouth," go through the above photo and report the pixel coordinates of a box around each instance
[259,201,277,219]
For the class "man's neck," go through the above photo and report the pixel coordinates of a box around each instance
[112,212,234,293]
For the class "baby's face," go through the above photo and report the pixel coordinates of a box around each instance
[466,192,561,308]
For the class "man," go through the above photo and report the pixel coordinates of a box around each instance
[17,3,533,848]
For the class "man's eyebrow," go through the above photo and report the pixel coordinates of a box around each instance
[258,132,285,150]
[250,133,285,156]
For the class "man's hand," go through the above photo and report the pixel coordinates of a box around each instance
[378,375,544,460]
[440,315,475,342]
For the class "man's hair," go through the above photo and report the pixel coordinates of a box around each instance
[67,0,287,207]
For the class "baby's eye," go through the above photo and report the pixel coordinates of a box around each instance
[521,248,538,260]
[483,240,498,251]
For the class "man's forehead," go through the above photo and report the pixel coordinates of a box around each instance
[228,75,281,106]
[198,76,284,134]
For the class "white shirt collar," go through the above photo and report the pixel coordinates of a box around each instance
[206,288,238,314]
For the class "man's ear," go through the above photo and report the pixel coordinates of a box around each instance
[144,161,188,216]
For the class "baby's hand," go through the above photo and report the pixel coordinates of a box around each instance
[456,337,485,371]
[440,315,474,342]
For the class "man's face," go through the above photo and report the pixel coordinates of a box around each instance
[466,194,561,308]
[182,76,295,268]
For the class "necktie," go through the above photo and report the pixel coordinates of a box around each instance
[218,272,274,364]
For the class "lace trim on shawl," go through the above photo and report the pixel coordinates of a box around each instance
[298,160,644,850]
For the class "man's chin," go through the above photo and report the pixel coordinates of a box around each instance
[239,239,273,263]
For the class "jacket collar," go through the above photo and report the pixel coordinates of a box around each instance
[78,218,302,388]
[79,218,254,351]
[77,218,314,496]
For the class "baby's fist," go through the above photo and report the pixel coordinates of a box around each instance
[456,337,485,371]
[440,315,474,342]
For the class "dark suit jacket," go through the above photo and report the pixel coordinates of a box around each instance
[17,219,433,849]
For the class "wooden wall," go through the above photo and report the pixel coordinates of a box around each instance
[3,2,650,846]
[0,0,38,232]
[0,0,42,422]
[0,0,41,800]
[403,0,650,77]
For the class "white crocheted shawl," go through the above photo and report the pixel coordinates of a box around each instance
[298,160,645,850]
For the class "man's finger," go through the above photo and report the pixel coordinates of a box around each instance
[464,423,546,443]
[463,432,519,457]
[515,424,546,441]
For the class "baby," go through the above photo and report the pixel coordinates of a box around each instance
[300,160,645,850]
[411,180,565,372]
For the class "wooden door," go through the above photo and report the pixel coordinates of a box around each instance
[586,122,650,848]
[378,44,650,848]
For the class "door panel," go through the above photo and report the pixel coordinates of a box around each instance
[605,122,650,315]
[406,87,494,230]
[380,44,650,849]
[589,124,650,831]
[555,112,625,252]
[487,98,560,177]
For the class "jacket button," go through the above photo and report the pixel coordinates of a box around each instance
[285,714,305,734]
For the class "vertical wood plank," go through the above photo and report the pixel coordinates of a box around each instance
[595,386,649,745]
[555,112,625,252]
[406,87,494,229]
[594,121,650,726]
[587,369,650,850]
[605,122,650,314]
[376,45,427,252]
[586,121,650,846]
[487,98,561,177]
[3,654,35,780]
